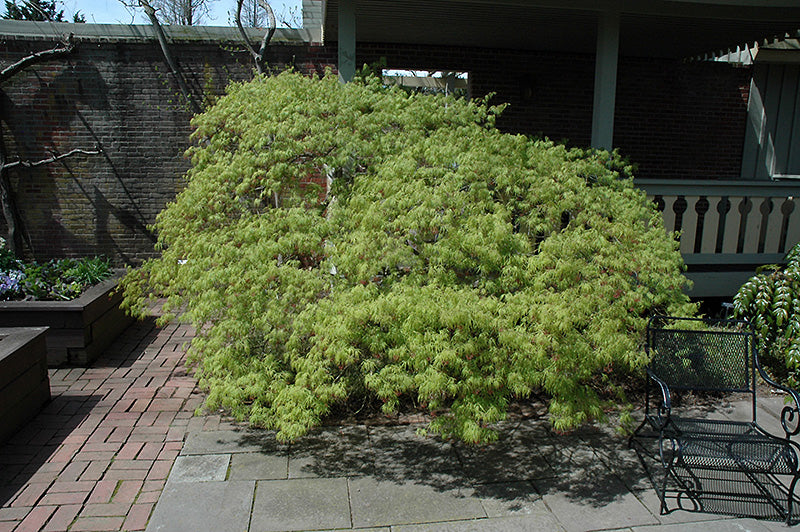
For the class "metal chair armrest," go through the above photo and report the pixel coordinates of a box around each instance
[647,369,672,430]
[758,366,800,437]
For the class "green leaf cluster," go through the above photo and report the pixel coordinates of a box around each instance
[734,242,800,383]
[121,71,693,442]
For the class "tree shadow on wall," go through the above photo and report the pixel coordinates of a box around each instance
[1,58,155,259]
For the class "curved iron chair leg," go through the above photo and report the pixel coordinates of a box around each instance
[788,474,800,525]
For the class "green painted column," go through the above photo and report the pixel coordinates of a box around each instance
[338,0,356,83]
[591,8,620,151]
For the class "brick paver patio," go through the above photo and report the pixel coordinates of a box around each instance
[0,316,209,532]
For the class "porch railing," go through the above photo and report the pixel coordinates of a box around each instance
[635,179,800,297]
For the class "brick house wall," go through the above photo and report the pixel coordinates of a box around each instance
[0,27,749,264]
[356,43,751,180]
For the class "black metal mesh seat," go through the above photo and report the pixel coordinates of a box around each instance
[631,317,800,525]
[667,418,797,475]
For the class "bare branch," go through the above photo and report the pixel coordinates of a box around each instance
[4,146,102,170]
[235,0,275,75]
[257,0,276,59]
[137,0,202,114]
[0,34,74,84]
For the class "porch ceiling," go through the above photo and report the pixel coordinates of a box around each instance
[322,0,800,58]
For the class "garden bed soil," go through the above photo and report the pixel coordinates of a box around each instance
[0,327,50,444]
[0,272,133,366]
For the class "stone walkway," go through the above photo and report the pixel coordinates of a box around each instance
[2,316,800,531]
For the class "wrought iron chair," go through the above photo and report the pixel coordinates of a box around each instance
[630,316,800,524]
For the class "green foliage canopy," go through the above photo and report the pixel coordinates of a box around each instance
[122,71,693,442]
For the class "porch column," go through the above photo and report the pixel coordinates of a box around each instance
[338,0,356,83]
[591,8,620,151]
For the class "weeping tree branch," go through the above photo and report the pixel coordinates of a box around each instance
[0,30,103,255]
[0,31,98,255]
[0,34,74,83]
[235,0,276,75]
[4,146,102,170]
[137,0,202,114]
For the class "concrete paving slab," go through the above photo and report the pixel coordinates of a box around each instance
[182,429,284,455]
[536,474,660,532]
[349,476,486,529]
[473,481,544,518]
[632,487,740,526]
[368,424,466,488]
[250,477,351,532]
[391,514,566,532]
[592,438,657,493]
[288,425,372,478]
[228,451,288,480]
[145,480,254,532]
[169,454,229,483]
[631,517,776,531]
[315,529,389,532]
[455,441,555,483]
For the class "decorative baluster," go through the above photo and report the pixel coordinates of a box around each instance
[659,195,678,236]
[784,197,800,253]
[680,196,700,255]
[715,197,731,254]
[722,197,744,254]
[739,197,757,254]
[694,196,712,254]
[763,197,784,254]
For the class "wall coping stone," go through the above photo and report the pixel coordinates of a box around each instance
[0,19,317,45]
[0,326,48,366]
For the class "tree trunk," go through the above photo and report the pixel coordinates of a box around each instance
[0,135,27,255]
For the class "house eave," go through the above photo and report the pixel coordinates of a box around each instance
[321,0,800,59]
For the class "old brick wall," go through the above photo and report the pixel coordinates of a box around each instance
[0,30,749,264]
[0,33,334,264]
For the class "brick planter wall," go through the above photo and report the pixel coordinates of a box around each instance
[0,326,50,444]
[0,273,133,366]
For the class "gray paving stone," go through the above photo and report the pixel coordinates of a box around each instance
[182,429,284,455]
[391,514,565,532]
[473,481,543,518]
[169,454,230,483]
[368,424,466,489]
[288,425,372,478]
[631,517,775,531]
[145,480,254,532]
[229,451,288,480]
[632,487,738,526]
[316,529,389,532]
[592,437,656,493]
[455,441,555,483]
[250,477,351,531]
[349,476,486,528]
[536,474,659,532]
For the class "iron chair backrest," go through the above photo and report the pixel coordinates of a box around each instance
[647,316,756,395]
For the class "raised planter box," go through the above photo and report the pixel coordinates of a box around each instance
[0,327,50,444]
[0,273,134,366]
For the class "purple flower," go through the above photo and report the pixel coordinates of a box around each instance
[0,270,25,299]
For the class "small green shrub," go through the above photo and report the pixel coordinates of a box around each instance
[122,71,694,442]
[733,242,800,383]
